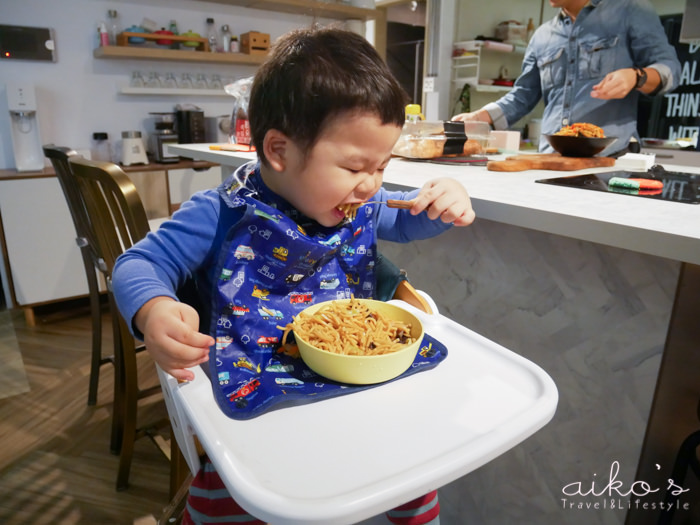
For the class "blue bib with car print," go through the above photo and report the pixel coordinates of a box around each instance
[209,165,447,419]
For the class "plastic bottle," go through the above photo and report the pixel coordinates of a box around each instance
[107,9,120,45]
[206,18,217,52]
[221,24,231,52]
[92,132,112,162]
[98,22,109,47]
[168,20,179,49]
[405,104,424,123]
[225,77,253,145]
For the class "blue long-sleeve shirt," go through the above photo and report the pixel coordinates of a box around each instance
[112,161,451,335]
[484,0,681,156]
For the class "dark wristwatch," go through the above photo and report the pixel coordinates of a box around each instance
[634,67,647,89]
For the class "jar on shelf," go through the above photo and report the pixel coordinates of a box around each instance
[230,35,240,53]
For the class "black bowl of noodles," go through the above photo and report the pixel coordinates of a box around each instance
[545,123,618,157]
[288,298,424,384]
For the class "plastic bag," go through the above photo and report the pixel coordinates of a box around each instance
[224,77,253,145]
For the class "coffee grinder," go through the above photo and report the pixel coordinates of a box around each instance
[6,83,44,172]
[148,112,180,163]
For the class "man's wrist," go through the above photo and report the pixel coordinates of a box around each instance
[634,67,647,90]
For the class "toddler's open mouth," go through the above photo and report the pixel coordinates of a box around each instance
[336,202,364,221]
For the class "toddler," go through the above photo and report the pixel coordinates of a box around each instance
[113,26,474,525]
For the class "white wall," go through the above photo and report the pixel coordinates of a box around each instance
[0,0,332,170]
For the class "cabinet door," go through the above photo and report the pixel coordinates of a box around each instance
[0,178,88,306]
[167,166,222,213]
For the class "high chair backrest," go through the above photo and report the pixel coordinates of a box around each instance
[68,157,150,276]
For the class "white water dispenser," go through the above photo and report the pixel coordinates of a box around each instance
[7,83,44,172]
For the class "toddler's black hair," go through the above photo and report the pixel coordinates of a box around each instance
[249,26,409,166]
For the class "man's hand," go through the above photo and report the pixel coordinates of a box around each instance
[451,108,494,126]
[591,68,639,99]
[136,297,214,381]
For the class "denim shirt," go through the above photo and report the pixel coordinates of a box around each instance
[484,0,681,156]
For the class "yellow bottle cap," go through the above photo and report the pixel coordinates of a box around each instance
[405,104,422,116]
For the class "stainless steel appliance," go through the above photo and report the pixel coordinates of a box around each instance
[149,112,180,163]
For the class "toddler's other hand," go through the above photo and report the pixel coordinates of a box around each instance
[412,178,475,226]
[136,297,214,381]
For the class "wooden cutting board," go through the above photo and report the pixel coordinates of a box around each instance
[487,153,615,172]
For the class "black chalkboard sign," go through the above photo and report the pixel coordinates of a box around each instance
[637,14,700,147]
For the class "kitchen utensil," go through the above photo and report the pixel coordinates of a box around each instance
[154,28,174,46]
[124,26,146,44]
[293,299,424,385]
[149,113,179,163]
[362,199,416,208]
[487,153,615,172]
[121,131,148,166]
[176,109,205,143]
[545,134,618,157]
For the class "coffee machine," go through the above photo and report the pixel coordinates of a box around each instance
[149,112,180,163]
[6,83,44,172]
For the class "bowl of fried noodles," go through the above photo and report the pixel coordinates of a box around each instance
[284,297,424,384]
[545,122,617,157]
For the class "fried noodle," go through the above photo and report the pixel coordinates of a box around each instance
[280,297,416,356]
[337,202,362,221]
[554,122,605,138]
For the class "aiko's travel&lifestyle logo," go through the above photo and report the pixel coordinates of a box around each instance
[560,461,691,514]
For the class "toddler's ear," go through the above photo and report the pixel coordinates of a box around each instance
[263,129,289,172]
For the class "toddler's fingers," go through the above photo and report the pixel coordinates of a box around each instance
[168,367,196,382]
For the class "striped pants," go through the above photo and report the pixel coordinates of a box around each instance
[183,457,440,525]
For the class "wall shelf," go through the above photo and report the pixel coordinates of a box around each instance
[120,86,230,96]
[196,0,378,20]
[93,45,267,65]
[451,40,525,95]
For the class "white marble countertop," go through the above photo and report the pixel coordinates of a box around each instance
[168,143,700,265]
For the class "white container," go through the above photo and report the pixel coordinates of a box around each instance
[121,131,148,166]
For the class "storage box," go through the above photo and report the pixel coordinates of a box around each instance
[495,21,527,44]
[240,31,270,55]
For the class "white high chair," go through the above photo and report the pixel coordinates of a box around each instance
[157,289,558,525]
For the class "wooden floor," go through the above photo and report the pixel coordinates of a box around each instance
[0,300,172,525]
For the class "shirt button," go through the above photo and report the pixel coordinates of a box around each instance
[563,119,569,125]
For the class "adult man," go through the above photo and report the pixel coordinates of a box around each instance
[453,0,681,156]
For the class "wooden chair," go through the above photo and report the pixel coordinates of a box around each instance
[43,145,112,408]
[68,156,169,491]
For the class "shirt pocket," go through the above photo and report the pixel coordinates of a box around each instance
[537,48,565,91]
[578,36,619,80]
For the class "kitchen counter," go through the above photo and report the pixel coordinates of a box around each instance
[168,143,700,264]
[168,143,700,525]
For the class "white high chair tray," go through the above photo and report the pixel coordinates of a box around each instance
[175,302,558,525]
